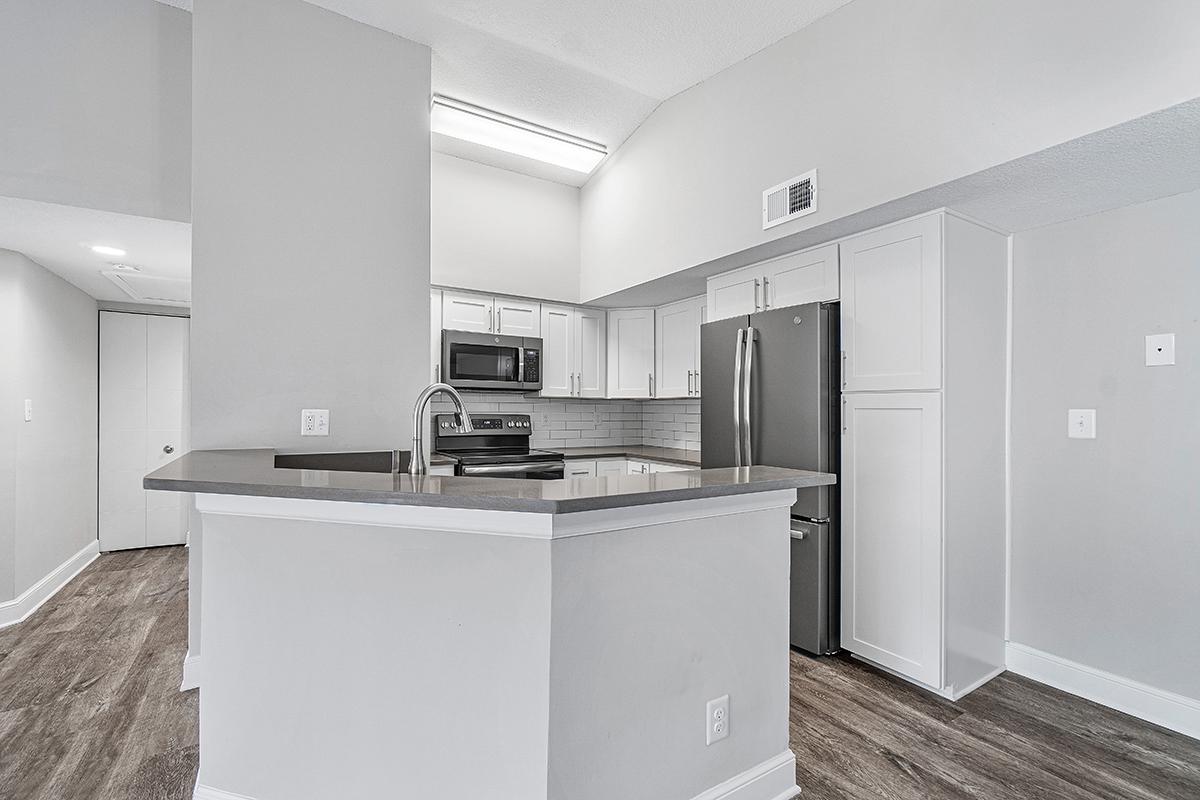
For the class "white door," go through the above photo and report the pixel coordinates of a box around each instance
[607,308,656,398]
[430,289,443,383]
[655,297,702,398]
[540,304,574,398]
[442,290,494,333]
[100,312,189,552]
[575,308,607,398]
[495,298,541,337]
[841,392,942,688]
[840,216,942,391]
[706,265,761,322]
[763,243,840,309]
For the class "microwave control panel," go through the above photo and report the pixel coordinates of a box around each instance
[523,349,540,382]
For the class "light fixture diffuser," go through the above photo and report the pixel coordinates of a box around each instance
[91,244,127,257]
[431,95,606,174]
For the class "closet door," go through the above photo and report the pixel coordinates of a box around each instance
[100,312,189,551]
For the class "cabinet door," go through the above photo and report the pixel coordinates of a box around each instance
[841,392,943,688]
[565,460,598,479]
[539,304,575,398]
[596,459,626,478]
[442,290,494,333]
[649,461,691,473]
[575,308,607,398]
[763,243,839,309]
[706,265,762,322]
[495,298,541,337]
[430,289,443,383]
[655,297,703,398]
[607,308,656,398]
[627,460,650,475]
[840,216,942,391]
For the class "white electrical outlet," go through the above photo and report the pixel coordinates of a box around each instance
[1067,409,1096,439]
[706,695,729,745]
[301,409,330,436]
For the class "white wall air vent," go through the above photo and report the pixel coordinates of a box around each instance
[762,169,817,230]
[102,270,191,306]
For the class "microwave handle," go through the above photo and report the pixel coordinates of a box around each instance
[518,347,526,383]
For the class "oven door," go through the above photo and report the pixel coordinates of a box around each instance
[442,331,541,391]
[459,461,566,480]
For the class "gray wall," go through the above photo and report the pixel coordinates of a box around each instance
[0,0,192,221]
[580,0,1200,301]
[0,250,99,603]
[0,261,17,601]
[1010,189,1200,700]
[190,0,432,453]
[432,153,581,303]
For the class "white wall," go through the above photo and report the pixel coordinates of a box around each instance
[0,250,98,603]
[0,0,192,221]
[580,0,1200,301]
[0,263,17,602]
[190,0,432,453]
[432,153,581,303]
[1010,189,1200,701]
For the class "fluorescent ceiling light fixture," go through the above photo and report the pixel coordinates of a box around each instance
[431,95,607,174]
[91,244,126,257]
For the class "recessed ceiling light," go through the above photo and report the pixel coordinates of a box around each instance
[92,245,127,257]
[431,95,607,174]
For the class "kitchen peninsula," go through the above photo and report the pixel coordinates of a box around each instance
[147,450,833,800]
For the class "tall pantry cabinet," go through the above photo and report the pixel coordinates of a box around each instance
[838,211,1008,699]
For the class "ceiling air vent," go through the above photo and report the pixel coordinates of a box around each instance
[762,169,817,230]
[103,270,191,306]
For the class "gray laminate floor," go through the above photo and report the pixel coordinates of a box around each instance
[2,548,1197,800]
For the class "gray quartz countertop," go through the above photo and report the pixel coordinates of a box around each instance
[145,449,833,514]
[556,445,700,467]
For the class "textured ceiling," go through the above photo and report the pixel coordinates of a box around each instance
[155,0,855,181]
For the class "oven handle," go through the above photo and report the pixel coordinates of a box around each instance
[461,462,565,475]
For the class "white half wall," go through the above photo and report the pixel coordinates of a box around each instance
[432,153,581,303]
[1010,189,1200,705]
[190,0,432,452]
[580,0,1200,301]
[0,0,192,221]
[0,250,99,603]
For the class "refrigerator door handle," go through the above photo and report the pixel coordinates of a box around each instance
[742,326,756,466]
[733,327,746,467]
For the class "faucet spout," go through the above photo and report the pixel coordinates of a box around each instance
[410,382,472,475]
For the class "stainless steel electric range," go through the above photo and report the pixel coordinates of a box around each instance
[432,413,565,480]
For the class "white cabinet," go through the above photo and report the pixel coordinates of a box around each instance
[840,216,942,391]
[100,312,189,552]
[607,308,656,399]
[441,291,541,336]
[841,392,943,688]
[655,296,705,398]
[706,243,839,321]
[441,290,494,333]
[430,289,443,383]
[627,459,650,475]
[596,459,626,478]
[649,461,691,473]
[838,211,1009,699]
[565,460,597,479]
[495,298,541,337]
[540,304,607,398]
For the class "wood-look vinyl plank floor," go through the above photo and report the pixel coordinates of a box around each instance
[2,548,1197,800]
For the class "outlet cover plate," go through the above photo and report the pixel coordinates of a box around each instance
[301,409,330,436]
[1067,409,1096,439]
[1146,334,1176,366]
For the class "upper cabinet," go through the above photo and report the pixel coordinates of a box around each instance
[607,308,656,398]
[839,216,942,392]
[441,290,542,337]
[431,289,443,383]
[655,296,705,398]
[706,243,839,322]
[540,304,606,398]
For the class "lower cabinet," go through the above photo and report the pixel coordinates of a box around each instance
[841,392,943,689]
[596,459,626,478]
[565,460,597,479]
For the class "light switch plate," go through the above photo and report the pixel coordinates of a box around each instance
[1145,334,1176,366]
[1068,409,1096,439]
[24,399,32,422]
[301,409,330,436]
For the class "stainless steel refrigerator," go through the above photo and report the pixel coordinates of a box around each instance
[700,302,840,655]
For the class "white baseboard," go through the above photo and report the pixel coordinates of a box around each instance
[947,664,1006,701]
[194,784,256,800]
[181,650,201,691]
[689,751,799,800]
[0,540,100,629]
[1006,642,1200,741]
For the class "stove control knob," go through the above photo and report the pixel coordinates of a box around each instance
[523,421,529,428]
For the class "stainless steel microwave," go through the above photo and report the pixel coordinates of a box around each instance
[441,330,542,392]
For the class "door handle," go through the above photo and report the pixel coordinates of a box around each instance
[687,370,694,395]
[648,372,653,397]
[753,279,761,312]
[575,372,581,396]
[733,328,745,467]
[489,307,494,332]
[763,277,771,309]
[163,445,175,454]
[742,326,756,466]
[570,373,575,396]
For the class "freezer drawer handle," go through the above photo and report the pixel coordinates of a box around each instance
[733,327,746,467]
[791,529,809,540]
